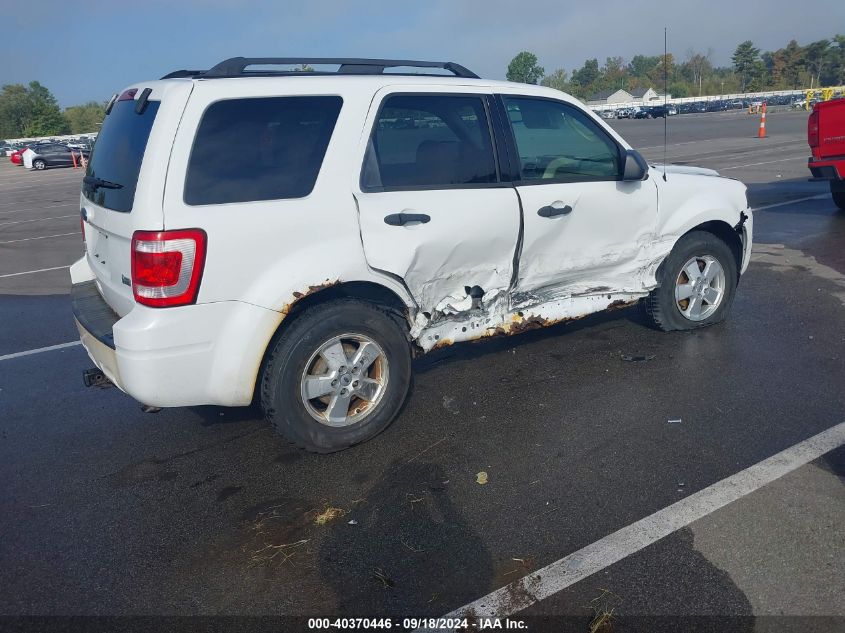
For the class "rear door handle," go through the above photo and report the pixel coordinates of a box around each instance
[384,213,431,226]
[537,204,573,218]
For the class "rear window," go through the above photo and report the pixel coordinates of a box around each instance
[184,96,343,205]
[83,99,159,212]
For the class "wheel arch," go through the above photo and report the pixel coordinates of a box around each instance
[251,280,413,404]
[657,220,743,283]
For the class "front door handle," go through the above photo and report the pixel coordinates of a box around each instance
[537,204,573,218]
[384,213,431,226]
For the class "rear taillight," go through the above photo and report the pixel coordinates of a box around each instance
[808,110,820,148]
[131,229,207,307]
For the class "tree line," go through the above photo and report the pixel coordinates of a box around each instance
[0,82,105,139]
[506,35,845,100]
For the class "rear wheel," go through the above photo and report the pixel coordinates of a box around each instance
[643,231,738,331]
[831,181,845,211]
[260,299,412,453]
[33,159,46,170]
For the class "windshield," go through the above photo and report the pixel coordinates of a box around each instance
[82,99,159,212]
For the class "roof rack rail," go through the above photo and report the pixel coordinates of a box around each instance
[198,57,480,79]
[160,69,206,79]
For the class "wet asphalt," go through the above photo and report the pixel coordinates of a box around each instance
[0,109,843,630]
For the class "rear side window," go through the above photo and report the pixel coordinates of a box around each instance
[83,99,160,212]
[184,96,342,205]
[361,94,497,190]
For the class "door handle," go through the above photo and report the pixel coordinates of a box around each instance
[384,213,431,226]
[537,204,573,218]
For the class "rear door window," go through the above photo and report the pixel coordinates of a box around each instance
[361,94,498,190]
[184,96,343,205]
[83,99,160,212]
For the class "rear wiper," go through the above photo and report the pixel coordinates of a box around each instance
[83,176,123,190]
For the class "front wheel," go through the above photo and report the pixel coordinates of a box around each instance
[260,299,412,453]
[643,231,738,331]
[33,159,46,170]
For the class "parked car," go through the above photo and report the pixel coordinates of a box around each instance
[648,105,668,118]
[26,143,90,170]
[10,149,24,165]
[616,107,633,119]
[667,105,677,116]
[0,144,15,156]
[808,98,845,210]
[632,108,651,119]
[71,56,752,453]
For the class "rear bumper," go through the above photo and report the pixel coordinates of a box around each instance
[808,158,845,180]
[71,269,283,408]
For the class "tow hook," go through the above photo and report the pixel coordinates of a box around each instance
[140,405,162,414]
[82,367,113,389]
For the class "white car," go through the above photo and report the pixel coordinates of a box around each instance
[71,57,753,452]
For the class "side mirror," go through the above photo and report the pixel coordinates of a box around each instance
[622,149,649,181]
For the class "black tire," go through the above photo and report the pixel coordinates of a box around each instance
[260,299,412,453]
[33,159,46,170]
[643,231,738,332]
[831,181,845,211]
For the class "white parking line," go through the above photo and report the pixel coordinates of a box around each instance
[753,194,829,211]
[421,421,845,628]
[0,214,76,227]
[0,180,83,194]
[0,202,77,216]
[0,341,81,362]
[720,155,809,170]
[0,265,70,278]
[0,232,78,245]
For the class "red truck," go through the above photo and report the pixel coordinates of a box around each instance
[808,98,845,210]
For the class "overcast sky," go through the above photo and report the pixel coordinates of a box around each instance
[3,0,844,107]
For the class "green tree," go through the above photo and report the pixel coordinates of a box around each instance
[628,55,661,79]
[804,39,831,87]
[599,56,626,91]
[0,81,68,137]
[832,35,845,84]
[0,84,32,138]
[780,40,806,88]
[540,68,569,92]
[64,101,106,134]
[681,50,713,95]
[506,51,544,84]
[732,40,761,92]
[668,82,689,98]
[570,58,600,97]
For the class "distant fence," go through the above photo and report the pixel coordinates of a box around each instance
[4,131,98,145]
[587,86,845,112]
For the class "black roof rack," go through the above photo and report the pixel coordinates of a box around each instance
[160,58,480,80]
[160,69,205,79]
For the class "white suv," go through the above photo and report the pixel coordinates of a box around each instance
[71,57,752,452]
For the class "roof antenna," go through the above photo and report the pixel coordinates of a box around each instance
[663,26,668,181]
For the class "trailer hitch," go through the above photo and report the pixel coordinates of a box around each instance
[82,367,113,389]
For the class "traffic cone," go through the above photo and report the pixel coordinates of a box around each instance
[758,103,767,138]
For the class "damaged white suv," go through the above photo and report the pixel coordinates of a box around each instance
[71,57,752,452]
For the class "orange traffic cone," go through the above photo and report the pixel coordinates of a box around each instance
[758,103,767,138]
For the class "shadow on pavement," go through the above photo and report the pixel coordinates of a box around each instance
[318,459,493,616]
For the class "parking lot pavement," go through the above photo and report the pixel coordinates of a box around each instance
[0,164,83,295]
[1,111,843,630]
